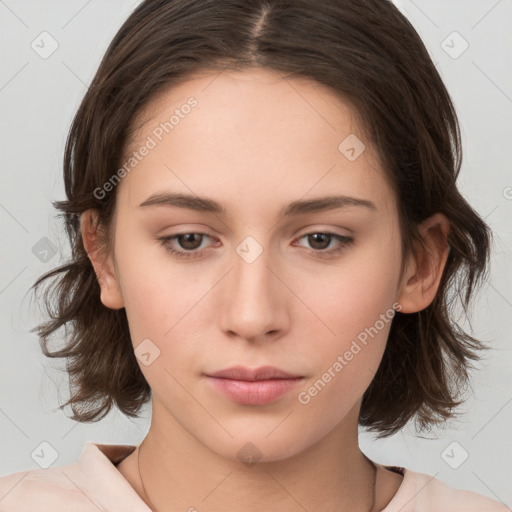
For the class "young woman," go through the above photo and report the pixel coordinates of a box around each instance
[0,0,507,510]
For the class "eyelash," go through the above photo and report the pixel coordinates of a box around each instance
[158,232,354,260]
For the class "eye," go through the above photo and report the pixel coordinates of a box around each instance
[158,233,218,259]
[158,231,354,260]
[293,232,354,257]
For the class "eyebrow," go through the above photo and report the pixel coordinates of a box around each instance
[138,192,377,216]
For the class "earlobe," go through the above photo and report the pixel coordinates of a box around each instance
[80,209,125,310]
[397,213,450,314]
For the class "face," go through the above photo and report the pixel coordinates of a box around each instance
[95,67,409,462]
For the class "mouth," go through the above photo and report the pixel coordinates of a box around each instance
[204,365,305,405]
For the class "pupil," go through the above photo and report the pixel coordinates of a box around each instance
[309,233,330,250]
[179,233,202,250]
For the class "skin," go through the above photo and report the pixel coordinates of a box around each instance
[82,67,450,511]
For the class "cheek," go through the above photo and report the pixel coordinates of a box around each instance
[113,228,206,340]
[295,282,396,428]
[113,246,227,402]
[300,250,401,344]
[293,241,401,395]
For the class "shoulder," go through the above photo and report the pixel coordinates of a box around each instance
[0,442,144,512]
[382,465,509,512]
[0,465,94,511]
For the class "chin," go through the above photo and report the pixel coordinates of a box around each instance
[199,425,321,466]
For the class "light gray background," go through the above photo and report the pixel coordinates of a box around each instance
[1,0,511,506]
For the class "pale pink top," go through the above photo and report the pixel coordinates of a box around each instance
[0,442,508,511]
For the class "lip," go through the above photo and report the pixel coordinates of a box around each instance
[205,365,304,405]
[207,365,301,381]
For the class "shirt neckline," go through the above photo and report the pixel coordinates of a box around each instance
[87,442,414,511]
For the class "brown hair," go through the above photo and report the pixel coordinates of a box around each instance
[31,0,491,437]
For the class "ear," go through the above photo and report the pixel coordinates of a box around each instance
[80,209,124,310]
[397,213,450,314]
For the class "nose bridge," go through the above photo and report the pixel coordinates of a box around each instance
[219,237,287,341]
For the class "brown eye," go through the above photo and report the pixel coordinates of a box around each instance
[158,232,218,260]
[307,233,332,250]
[176,233,204,250]
[294,232,354,258]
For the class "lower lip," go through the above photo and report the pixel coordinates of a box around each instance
[206,376,304,405]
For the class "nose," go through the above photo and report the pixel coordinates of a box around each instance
[218,242,290,343]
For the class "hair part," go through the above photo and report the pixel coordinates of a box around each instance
[31,0,491,436]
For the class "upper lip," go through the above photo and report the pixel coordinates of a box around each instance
[206,365,302,381]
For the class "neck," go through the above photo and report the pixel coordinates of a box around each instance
[134,401,377,512]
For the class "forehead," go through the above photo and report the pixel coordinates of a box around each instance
[118,67,393,217]
[128,67,358,144]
